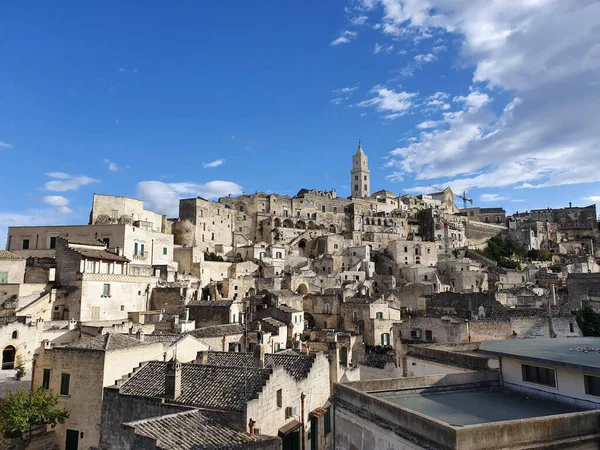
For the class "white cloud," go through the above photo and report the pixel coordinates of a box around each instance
[0,141,12,148]
[417,120,440,129]
[331,30,358,46]
[331,97,348,105]
[374,43,394,54]
[480,193,507,202]
[512,199,526,203]
[583,196,600,203]
[333,87,358,95]
[357,86,416,119]
[41,196,69,207]
[137,180,243,217]
[351,15,368,25]
[414,53,436,63]
[362,0,600,192]
[44,172,99,192]
[133,68,139,74]
[119,68,127,73]
[203,159,226,168]
[104,159,119,172]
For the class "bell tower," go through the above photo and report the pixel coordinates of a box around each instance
[351,140,370,198]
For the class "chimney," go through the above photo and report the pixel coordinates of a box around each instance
[184,308,190,322]
[197,350,209,365]
[68,319,77,330]
[165,359,182,400]
[253,324,265,369]
[136,330,145,342]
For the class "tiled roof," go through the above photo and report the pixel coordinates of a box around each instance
[125,409,270,449]
[187,300,233,308]
[260,317,286,329]
[0,250,23,260]
[119,361,271,411]
[72,247,130,262]
[205,351,315,381]
[142,333,183,346]
[65,236,108,247]
[187,324,244,338]
[65,333,149,351]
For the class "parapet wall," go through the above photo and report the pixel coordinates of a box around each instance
[407,343,498,371]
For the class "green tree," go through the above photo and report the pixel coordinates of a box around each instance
[481,235,527,269]
[0,388,68,439]
[14,355,25,381]
[203,251,224,262]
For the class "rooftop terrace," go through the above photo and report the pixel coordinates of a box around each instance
[374,387,583,426]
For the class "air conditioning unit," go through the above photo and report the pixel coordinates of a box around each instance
[285,406,299,419]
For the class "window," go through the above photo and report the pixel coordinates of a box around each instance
[199,210,203,217]
[239,205,244,212]
[570,322,574,333]
[333,244,338,249]
[352,311,358,321]
[0,272,7,284]
[49,237,57,249]
[134,242,138,255]
[322,205,326,212]
[521,364,556,387]
[364,184,367,191]
[277,389,283,407]
[404,246,408,252]
[102,238,110,247]
[333,207,337,213]
[103,284,111,297]
[11,330,18,339]
[86,260,95,272]
[585,375,600,397]
[232,314,236,323]
[381,333,390,346]
[325,303,330,314]
[324,408,331,434]
[120,305,125,311]
[364,175,367,181]
[376,312,383,319]
[163,247,167,255]
[140,244,145,255]
[355,175,358,181]
[425,330,433,341]
[354,184,358,191]
[242,215,247,221]
[22,239,29,250]
[60,373,70,396]
[42,369,51,390]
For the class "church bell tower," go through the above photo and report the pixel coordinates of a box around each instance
[351,140,370,198]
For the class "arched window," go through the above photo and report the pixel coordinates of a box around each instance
[325,303,330,314]
[11,331,18,339]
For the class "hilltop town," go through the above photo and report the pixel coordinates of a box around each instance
[1,143,600,450]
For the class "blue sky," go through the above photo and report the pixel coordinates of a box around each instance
[1,0,600,246]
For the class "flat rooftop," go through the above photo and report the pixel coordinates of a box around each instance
[479,337,600,373]
[373,387,584,426]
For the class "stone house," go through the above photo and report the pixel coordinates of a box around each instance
[6,223,175,269]
[32,333,171,450]
[98,347,331,450]
[53,237,161,322]
[89,193,166,233]
[385,239,438,267]
[0,250,26,284]
[340,296,401,346]
[186,300,243,328]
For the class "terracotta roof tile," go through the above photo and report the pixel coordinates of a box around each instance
[205,351,315,381]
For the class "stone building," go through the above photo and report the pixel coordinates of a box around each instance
[89,193,166,233]
[52,237,162,322]
[531,203,598,232]
[187,323,245,352]
[350,141,370,198]
[98,348,332,450]
[460,206,507,224]
[32,333,169,450]
[339,296,401,346]
[0,250,26,284]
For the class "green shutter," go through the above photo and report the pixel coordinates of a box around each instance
[60,373,70,395]
[0,272,8,284]
[42,369,51,390]
[134,243,138,255]
[22,239,29,250]
[50,237,57,249]
[163,247,167,255]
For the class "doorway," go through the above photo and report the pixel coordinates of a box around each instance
[282,430,300,450]
[65,429,79,450]
[2,346,15,370]
[310,417,318,450]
